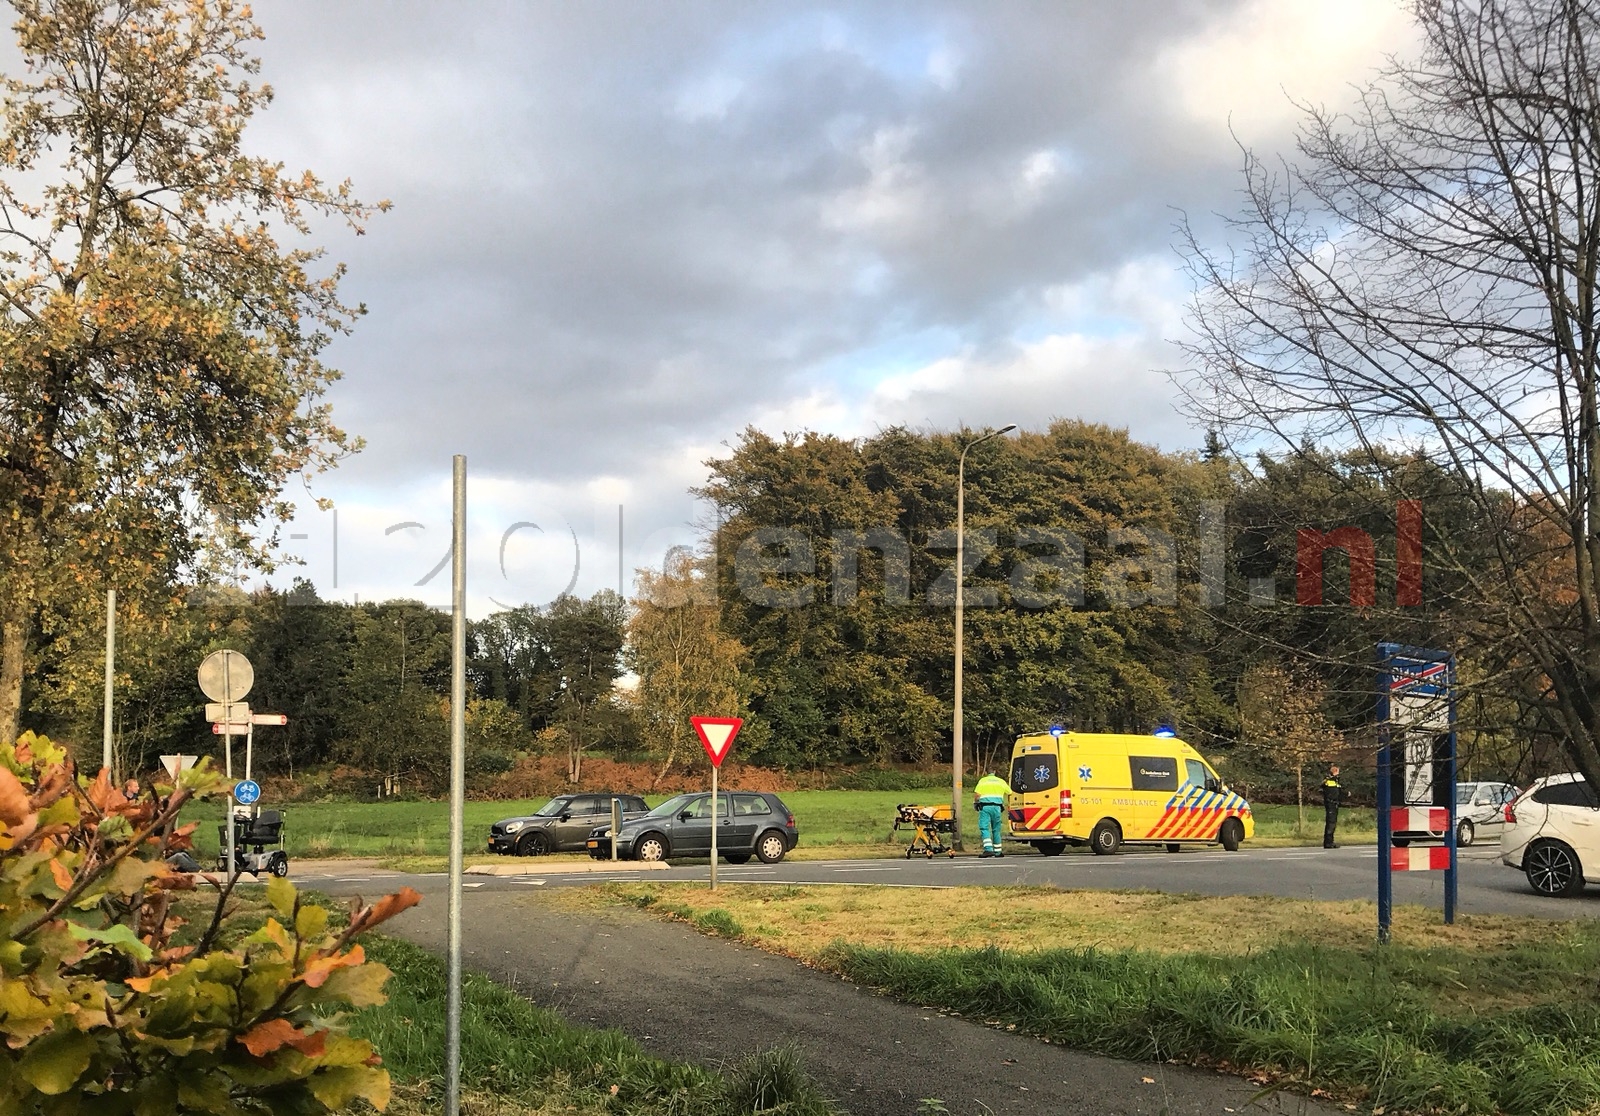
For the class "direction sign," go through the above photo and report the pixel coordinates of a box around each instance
[252,713,288,726]
[234,779,261,805]
[691,716,742,768]
[211,723,252,735]
[198,650,253,704]
[205,702,250,724]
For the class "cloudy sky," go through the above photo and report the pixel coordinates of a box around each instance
[235,0,1415,612]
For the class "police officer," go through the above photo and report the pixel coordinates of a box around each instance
[973,771,1011,857]
[1322,764,1343,849]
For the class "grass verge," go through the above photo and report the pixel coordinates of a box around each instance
[348,933,837,1115]
[580,883,1600,1116]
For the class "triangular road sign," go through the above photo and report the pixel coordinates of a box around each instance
[691,716,743,768]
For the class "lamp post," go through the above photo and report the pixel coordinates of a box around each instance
[952,423,1016,851]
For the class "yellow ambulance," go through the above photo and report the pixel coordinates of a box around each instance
[1005,728,1252,854]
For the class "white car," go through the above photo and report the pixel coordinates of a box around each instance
[1454,781,1520,846]
[1393,780,1518,847]
[1499,774,1600,896]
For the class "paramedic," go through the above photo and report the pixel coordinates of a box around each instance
[974,771,1010,857]
[1322,765,1343,849]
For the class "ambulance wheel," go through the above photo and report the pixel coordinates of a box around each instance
[267,852,289,878]
[1089,820,1121,856]
[1165,843,1182,853]
[1038,840,1066,856]
[1220,818,1244,852]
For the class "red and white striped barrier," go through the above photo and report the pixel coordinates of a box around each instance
[1391,845,1452,872]
[1391,807,1449,832]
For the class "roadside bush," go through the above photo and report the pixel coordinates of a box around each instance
[0,732,420,1114]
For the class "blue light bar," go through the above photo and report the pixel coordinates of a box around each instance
[1049,724,1065,737]
[1153,724,1177,738]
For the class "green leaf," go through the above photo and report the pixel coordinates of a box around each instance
[265,875,296,919]
[308,1066,389,1110]
[18,1030,94,1095]
[293,903,327,940]
[68,921,153,962]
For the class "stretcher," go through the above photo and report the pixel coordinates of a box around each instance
[893,802,957,858]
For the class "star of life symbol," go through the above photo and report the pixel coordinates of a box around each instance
[1078,765,1092,780]
[1034,765,1050,784]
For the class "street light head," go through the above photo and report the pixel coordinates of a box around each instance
[997,423,1017,435]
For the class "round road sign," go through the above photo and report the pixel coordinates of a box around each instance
[234,779,261,805]
[198,650,253,704]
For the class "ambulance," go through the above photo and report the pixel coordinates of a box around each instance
[1006,727,1252,854]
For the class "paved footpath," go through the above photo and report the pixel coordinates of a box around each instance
[347,879,1340,1116]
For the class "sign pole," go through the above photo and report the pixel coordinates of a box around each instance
[102,589,115,782]
[246,721,255,786]
[446,455,467,1116]
[1445,669,1458,924]
[691,716,743,894]
[223,656,235,881]
[710,763,719,892]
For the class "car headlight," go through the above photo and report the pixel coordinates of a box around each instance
[503,821,525,834]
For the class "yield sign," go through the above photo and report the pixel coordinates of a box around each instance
[691,716,742,768]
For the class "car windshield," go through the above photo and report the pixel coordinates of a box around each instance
[647,794,695,818]
[533,797,572,817]
[1456,785,1475,804]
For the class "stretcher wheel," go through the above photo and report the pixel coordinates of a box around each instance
[905,848,915,859]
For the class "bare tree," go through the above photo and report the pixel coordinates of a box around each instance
[1182,0,1600,785]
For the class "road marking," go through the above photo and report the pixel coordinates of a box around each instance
[832,865,901,872]
[518,880,548,886]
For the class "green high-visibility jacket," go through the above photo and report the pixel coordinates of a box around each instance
[974,774,1010,804]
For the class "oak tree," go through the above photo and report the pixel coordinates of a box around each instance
[0,0,384,742]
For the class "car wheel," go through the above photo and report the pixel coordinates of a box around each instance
[516,831,550,857]
[268,852,289,878]
[1038,840,1067,856]
[724,853,752,865]
[1392,836,1411,848]
[1526,839,1585,897]
[755,830,788,864]
[635,833,668,862]
[1220,818,1244,852]
[1089,819,1121,856]
[1456,819,1475,847]
[1165,843,1182,853]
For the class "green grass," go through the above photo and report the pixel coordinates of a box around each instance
[187,793,1374,862]
[824,932,1600,1116]
[350,934,835,1115]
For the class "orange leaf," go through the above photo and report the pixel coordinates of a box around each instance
[357,887,422,932]
[240,1018,298,1057]
[0,765,31,826]
[48,857,73,891]
[302,944,363,989]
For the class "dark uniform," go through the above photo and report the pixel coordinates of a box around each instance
[1322,774,1343,848]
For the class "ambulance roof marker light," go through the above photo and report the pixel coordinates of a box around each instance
[1049,725,1065,737]
[1153,723,1177,738]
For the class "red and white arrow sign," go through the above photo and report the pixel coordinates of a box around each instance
[691,716,742,768]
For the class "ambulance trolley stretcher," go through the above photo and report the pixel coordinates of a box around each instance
[893,802,958,858]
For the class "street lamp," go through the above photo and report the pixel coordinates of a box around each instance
[952,423,1016,851]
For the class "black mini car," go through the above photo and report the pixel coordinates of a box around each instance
[489,793,649,856]
[586,791,799,863]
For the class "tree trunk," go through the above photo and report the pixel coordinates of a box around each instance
[0,594,27,745]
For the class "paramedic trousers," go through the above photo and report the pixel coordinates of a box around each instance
[977,801,1004,853]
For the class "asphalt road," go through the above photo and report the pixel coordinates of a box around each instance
[299,842,1600,920]
[311,879,1340,1116]
[285,842,1584,1116]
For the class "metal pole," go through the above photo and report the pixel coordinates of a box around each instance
[710,765,719,891]
[102,589,115,781]
[223,655,235,882]
[952,450,966,852]
[246,722,254,785]
[446,455,468,1116]
[611,797,620,861]
[618,504,624,597]
[1445,656,1458,925]
[1377,649,1393,944]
